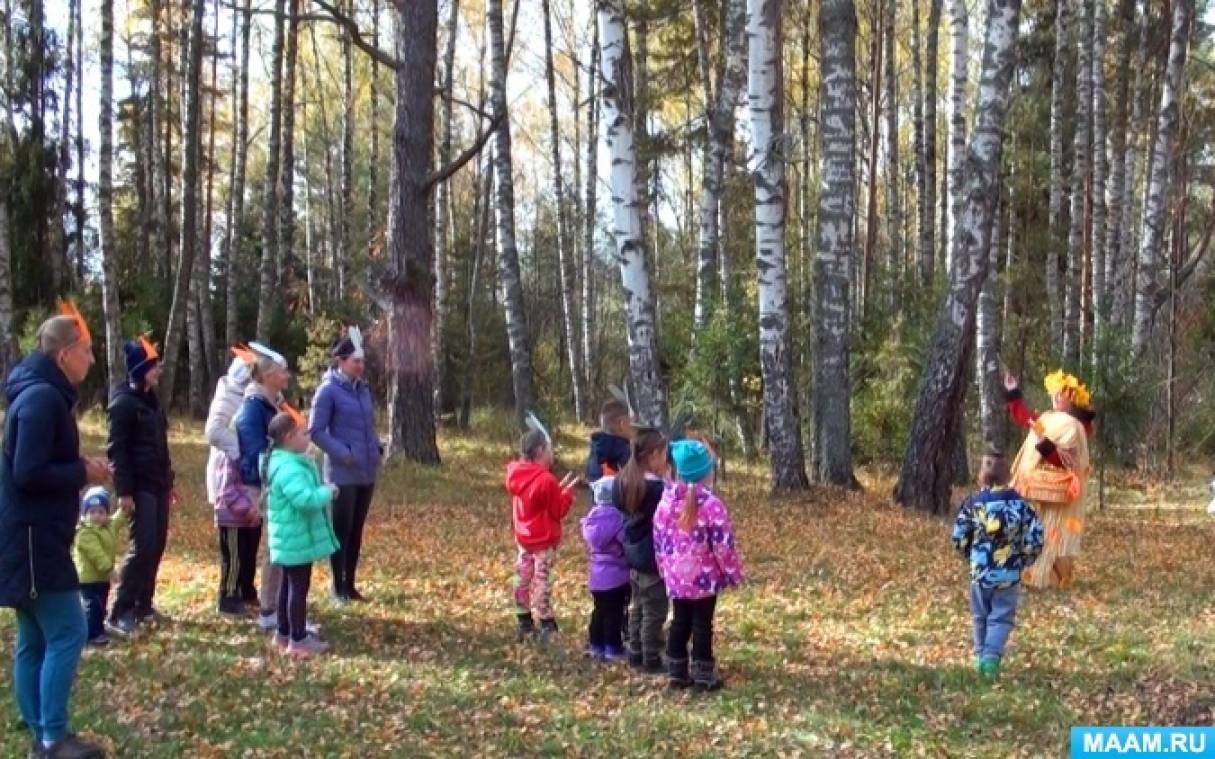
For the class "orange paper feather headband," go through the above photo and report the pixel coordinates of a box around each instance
[58,300,91,344]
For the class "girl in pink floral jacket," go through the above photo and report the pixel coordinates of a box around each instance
[653,439,743,691]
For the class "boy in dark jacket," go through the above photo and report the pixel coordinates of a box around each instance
[585,399,633,483]
[951,453,1044,679]
[508,430,577,642]
[106,336,176,637]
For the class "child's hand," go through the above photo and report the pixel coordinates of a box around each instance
[119,497,135,516]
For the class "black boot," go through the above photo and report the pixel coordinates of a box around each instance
[538,617,559,643]
[667,656,692,690]
[516,613,536,643]
[642,653,666,675]
[626,646,644,669]
[691,659,724,692]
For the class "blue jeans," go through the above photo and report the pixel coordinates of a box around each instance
[13,590,87,743]
[969,583,1021,660]
[80,582,111,641]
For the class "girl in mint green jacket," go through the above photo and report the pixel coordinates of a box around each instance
[263,412,339,658]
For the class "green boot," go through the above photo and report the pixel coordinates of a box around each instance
[978,656,1001,679]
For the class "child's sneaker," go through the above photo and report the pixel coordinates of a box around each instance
[978,656,1001,679]
[537,618,559,643]
[667,656,693,689]
[256,610,278,631]
[286,634,329,659]
[516,613,536,643]
[602,645,626,662]
[585,644,606,660]
[691,659,725,691]
[85,634,110,649]
[105,614,138,638]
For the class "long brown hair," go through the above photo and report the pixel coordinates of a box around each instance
[617,428,667,514]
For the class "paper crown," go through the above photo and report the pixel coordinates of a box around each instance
[138,335,159,363]
[1044,370,1092,410]
[58,300,91,344]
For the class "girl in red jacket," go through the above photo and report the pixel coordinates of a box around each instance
[506,429,577,642]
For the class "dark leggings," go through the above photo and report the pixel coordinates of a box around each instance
[276,564,312,642]
[667,595,717,662]
[330,484,374,595]
[217,526,260,604]
[587,584,631,649]
[111,490,171,621]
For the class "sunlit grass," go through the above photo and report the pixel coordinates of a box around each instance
[0,413,1211,756]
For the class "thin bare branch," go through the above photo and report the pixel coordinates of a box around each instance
[309,0,400,70]
[424,114,505,194]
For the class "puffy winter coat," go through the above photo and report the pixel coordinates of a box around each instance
[0,352,89,606]
[612,476,665,574]
[507,460,574,553]
[653,482,744,600]
[73,511,128,584]
[309,369,381,486]
[265,449,339,566]
[581,504,630,591]
[107,383,174,498]
[235,384,281,488]
[204,376,245,504]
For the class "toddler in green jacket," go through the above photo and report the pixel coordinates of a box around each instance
[74,486,132,646]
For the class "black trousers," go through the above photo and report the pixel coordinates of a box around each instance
[587,584,631,649]
[330,484,374,595]
[218,526,260,604]
[111,490,171,621]
[276,564,312,642]
[667,595,718,662]
[80,582,110,640]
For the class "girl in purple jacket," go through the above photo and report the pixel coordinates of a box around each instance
[654,440,743,691]
[580,476,631,660]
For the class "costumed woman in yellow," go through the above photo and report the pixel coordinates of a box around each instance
[1003,370,1096,589]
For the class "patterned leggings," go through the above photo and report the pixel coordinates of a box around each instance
[513,547,556,620]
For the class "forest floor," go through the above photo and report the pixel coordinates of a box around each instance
[1,413,1212,757]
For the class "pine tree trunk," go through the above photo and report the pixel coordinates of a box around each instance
[582,22,600,403]
[159,0,206,407]
[98,0,124,388]
[1063,0,1092,367]
[72,0,85,280]
[1132,0,1189,355]
[1090,0,1108,360]
[542,0,586,422]
[597,0,668,428]
[277,0,300,288]
[748,0,808,490]
[224,0,251,346]
[340,0,356,293]
[433,0,459,418]
[385,0,440,464]
[367,0,380,253]
[1047,0,1070,350]
[918,0,942,285]
[895,0,1022,515]
[812,0,857,487]
[945,0,968,275]
[861,1,882,317]
[488,0,536,428]
[883,0,899,304]
[51,0,75,292]
[256,0,286,340]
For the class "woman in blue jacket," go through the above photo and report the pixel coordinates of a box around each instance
[308,327,380,603]
[0,311,111,758]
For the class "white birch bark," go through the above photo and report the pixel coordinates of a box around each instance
[433,0,459,417]
[1090,0,1108,359]
[98,0,124,387]
[1132,0,1190,355]
[884,0,900,301]
[1048,0,1070,349]
[1103,0,1134,337]
[1114,0,1147,327]
[1063,0,1092,367]
[596,0,667,428]
[919,0,942,285]
[582,24,600,400]
[945,0,968,275]
[749,0,809,490]
[224,0,251,347]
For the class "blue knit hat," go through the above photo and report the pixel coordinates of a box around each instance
[124,339,159,384]
[81,486,112,516]
[670,440,714,484]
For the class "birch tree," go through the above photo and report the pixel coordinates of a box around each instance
[945,0,967,274]
[98,0,124,387]
[812,0,857,487]
[582,23,600,399]
[434,0,459,415]
[1063,0,1092,367]
[919,0,942,284]
[749,0,809,490]
[1090,0,1108,358]
[224,0,252,346]
[1102,0,1134,336]
[256,0,286,340]
[1114,0,1147,326]
[1047,0,1069,349]
[977,191,1005,456]
[596,0,667,428]
[1132,0,1190,354]
[896,0,1022,515]
[884,0,900,297]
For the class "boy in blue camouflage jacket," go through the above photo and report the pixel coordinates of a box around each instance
[951,453,1044,679]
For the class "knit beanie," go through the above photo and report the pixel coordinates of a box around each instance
[670,440,713,484]
[124,339,158,384]
[81,486,112,516]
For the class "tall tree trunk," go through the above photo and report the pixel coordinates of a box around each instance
[945,0,967,275]
[632,10,652,289]
[433,0,459,418]
[98,0,124,387]
[1114,0,1146,328]
[488,0,536,428]
[749,0,808,489]
[895,0,1021,515]
[1063,0,1092,367]
[812,0,857,487]
[910,0,926,285]
[883,0,899,305]
[542,0,586,422]
[1090,0,1108,362]
[51,0,75,292]
[224,0,251,346]
[160,0,206,407]
[72,0,85,279]
[277,0,300,287]
[977,190,1005,456]
[596,0,667,428]
[256,0,286,340]
[340,0,356,294]
[160,0,175,285]
[694,0,746,334]
[1047,0,1070,349]
[1103,0,1134,334]
[582,21,600,402]
[861,0,882,316]
[460,158,494,429]
[385,0,440,464]
[0,15,15,371]
[367,0,380,253]
[1132,0,1189,355]
[918,0,942,285]
[200,0,220,376]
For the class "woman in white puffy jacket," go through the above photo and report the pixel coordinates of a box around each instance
[206,348,256,615]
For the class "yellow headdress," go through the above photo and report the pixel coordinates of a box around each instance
[1044,369,1092,409]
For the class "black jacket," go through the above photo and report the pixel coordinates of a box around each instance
[585,432,632,482]
[613,478,664,574]
[107,383,174,498]
[0,353,88,606]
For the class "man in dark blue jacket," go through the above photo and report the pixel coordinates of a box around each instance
[0,312,111,758]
